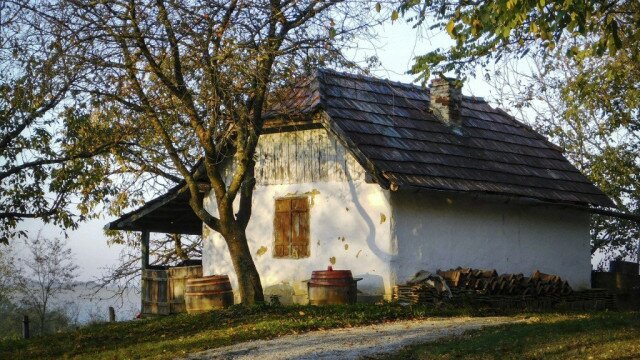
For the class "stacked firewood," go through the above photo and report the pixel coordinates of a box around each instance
[392,270,451,304]
[436,268,573,297]
[393,267,618,310]
[393,267,575,306]
[393,284,448,304]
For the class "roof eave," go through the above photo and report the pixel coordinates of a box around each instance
[391,184,637,222]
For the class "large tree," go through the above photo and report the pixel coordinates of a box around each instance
[61,0,375,303]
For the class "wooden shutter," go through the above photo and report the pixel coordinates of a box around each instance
[274,198,291,258]
[273,197,310,258]
[291,198,310,257]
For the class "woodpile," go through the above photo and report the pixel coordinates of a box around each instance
[392,270,451,304]
[436,268,573,297]
[392,267,616,310]
[393,284,447,304]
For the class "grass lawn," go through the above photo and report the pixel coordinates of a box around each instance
[0,303,490,360]
[386,311,640,360]
[2,304,636,360]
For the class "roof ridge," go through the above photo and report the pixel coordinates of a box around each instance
[317,67,428,93]
[315,69,518,114]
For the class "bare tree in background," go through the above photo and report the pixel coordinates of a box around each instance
[0,246,19,300]
[17,233,78,335]
[95,233,201,299]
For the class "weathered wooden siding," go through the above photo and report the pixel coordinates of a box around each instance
[254,128,366,184]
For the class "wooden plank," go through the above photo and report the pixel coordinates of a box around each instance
[274,198,292,258]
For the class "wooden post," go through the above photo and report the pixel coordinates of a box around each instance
[141,230,150,270]
[22,315,29,339]
[108,306,116,322]
[140,230,150,316]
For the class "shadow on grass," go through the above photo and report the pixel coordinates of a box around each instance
[390,311,640,360]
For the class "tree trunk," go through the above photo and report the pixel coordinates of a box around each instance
[223,228,264,304]
[39,308,46,335]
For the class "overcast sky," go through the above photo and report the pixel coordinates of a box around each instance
[17,19,500,281]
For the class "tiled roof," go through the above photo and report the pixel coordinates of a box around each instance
[275,68,614,208]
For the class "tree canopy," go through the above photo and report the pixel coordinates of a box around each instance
[401,0,639,82]
[0,0,127,244]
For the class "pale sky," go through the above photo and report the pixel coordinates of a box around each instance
[16,19,502,281]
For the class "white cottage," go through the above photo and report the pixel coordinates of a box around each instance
[107,69,616,304]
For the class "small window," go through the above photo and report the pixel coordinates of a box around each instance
[274,197,310,258]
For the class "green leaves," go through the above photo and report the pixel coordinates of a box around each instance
[400,0,637,78]
[0,0,123,244]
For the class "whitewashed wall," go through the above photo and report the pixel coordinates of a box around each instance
[201,127,593,304]
[389,191,592,289]
[203,128,394,303]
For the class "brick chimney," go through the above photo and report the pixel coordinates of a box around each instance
[429,77,462,127]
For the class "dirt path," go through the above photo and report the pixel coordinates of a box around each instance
[182,316,519,360]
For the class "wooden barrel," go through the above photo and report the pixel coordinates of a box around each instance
[184,275,234,314]
[308,269,357,305]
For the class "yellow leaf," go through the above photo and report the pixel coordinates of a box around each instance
[530,22,538,33]
[391,10,399,21]
[375,2,381,13]
[446,19,455,36]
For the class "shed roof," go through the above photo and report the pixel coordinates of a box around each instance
[104,184,202,235]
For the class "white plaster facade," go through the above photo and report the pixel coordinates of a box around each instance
[202,128,593,304]
[389,191,592,290]
[203,128,394,303]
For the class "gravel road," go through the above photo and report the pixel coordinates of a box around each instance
[182,316,518,360]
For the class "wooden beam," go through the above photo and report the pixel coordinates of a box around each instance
[589,207,640,223]
[140,231,148,317]
[117,221,202,235]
